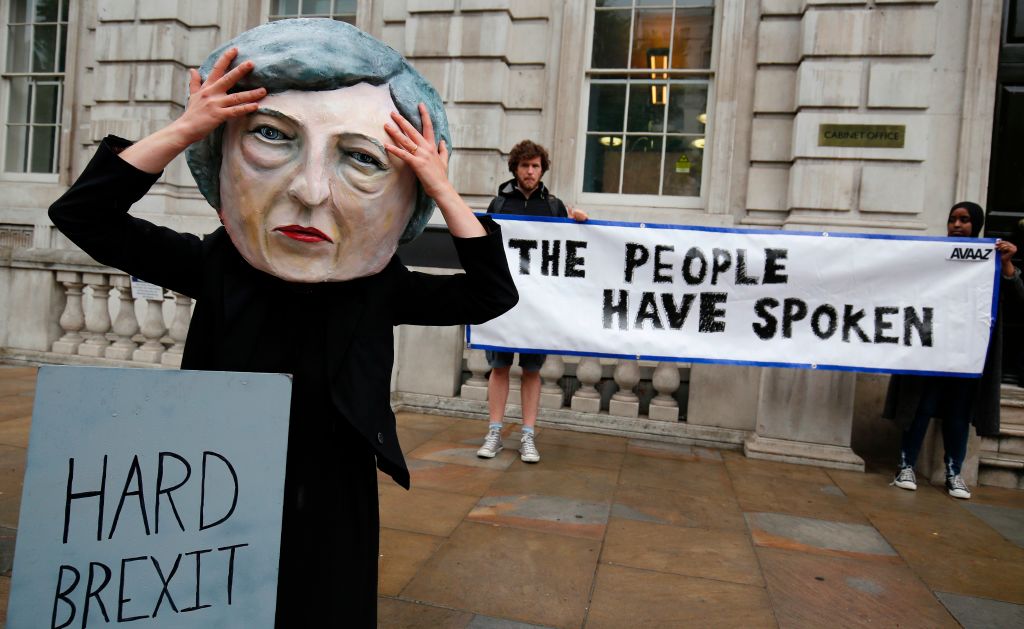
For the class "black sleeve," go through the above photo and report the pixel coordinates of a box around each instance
[485,196,500,214]
[1003,266,1024,304]
[48,136,206,298]
[389,216,518,326]
[553,197,569,218]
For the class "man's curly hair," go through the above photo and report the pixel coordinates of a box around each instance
[507,140,550,174]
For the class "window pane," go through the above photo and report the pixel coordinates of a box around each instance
[666,82,708,134]
[272,0,299,15]
[631,9,672,70]
[621,135,662,194]
[62,0,70,21]
[7,25,31,72]
[662,135,702,196]
[5,125,28,172]
[7,77,30,124]
[32,24,57,72]
[30,124,57,172]
[58,24,66,71]
[596,0,631,7]
[33,82,59,124]
[627,82,666,133]
[36,0,59,22]
[10,0,30,22]
[671,7,714,69]
[583,134,622,194]
[636,0,673,7]
[592,9,631,69]
[587,83,626,132]
[302,0,331,15]
[334,0,357,12]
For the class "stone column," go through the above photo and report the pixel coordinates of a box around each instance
[648,362,680,421]
[52,271,85,355]
[460,348,490,401]
[570,357,602,413]
[133,296,167,363]
[77,273,112,357]
[161,291,192,367]
[539,354,565,409]
[105,275,139,360]
[745,368,864,471]
[609,359,640,418]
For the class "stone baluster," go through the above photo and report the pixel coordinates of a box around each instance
[570,357,602,412]
[105,275,140,360]
[52,271,85,354]
[460,348,490,400]
[648,361,681,421]
[539,354,565,409]
[161,291,192,367]
[77,273,112,357]
[133,294,168,363]
[507,363,523,406]
[609,358,640,417]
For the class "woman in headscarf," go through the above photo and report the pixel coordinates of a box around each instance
[884,201,1022,499]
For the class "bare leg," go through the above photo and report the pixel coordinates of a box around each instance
[488,367,511,425]
[520,370,541,430]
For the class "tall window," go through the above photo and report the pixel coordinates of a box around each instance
[583,0,713,198]
[269,0,357,23]
[3,0,68,174]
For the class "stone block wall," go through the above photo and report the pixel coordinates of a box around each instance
[745,0,967,235]
[380,0,563,211]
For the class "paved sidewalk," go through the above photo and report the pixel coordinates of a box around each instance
[2,365,1024,627]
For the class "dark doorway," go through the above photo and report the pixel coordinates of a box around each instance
[988,0,1024,384]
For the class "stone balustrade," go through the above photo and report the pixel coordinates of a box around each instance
[459,349,685,422]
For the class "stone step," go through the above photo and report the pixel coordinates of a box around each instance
[1002,403,1024,428]
[978,452,1024,489]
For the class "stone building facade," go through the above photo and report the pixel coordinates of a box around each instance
[0,0,1019,486]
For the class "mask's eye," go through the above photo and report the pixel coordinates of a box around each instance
[253,125,289,142]
[348,151,386,170]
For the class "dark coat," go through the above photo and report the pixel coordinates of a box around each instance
[486,178,568,218]
[883,268,1024,437]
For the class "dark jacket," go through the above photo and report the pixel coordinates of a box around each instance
[48,136,519,488]
[884,268,1024,437]
[486,178,568,218]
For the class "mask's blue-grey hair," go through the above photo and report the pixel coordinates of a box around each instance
[185,18,450,243]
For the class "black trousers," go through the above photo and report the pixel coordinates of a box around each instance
[274,421,380,627]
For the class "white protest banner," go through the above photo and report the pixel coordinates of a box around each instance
[470,216,1001,377]
[8,366,292,628]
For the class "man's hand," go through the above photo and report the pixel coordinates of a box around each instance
[567,206,588,222]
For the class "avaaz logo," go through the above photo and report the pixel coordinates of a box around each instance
[948,247,993,262]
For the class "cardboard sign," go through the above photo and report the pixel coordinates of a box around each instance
[8,366,292,628]
[469,216,1000,377]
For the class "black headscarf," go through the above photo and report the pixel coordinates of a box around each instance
[950,201,985,237]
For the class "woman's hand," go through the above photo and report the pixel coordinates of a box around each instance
[119,48,265,174]
[383,103,451,201]
[384,103,485,238]
[172,48,266,146]
[997,239,1018,277]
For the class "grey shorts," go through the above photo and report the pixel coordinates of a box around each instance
[485,351,547,373]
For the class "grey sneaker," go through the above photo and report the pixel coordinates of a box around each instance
[893,466,917,491]
[477,427,503,458]
[520,432,540,463]
[946,474,971,499]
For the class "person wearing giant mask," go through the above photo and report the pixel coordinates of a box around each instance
[48,19,517,625]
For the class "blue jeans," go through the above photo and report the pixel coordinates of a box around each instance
[900,377,974,475]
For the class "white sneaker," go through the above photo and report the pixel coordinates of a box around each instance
[946,474,971,499]
[893,466,917,491]
[477,427,503,458]
[520,432,540,463]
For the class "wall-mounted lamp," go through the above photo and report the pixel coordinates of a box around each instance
[599,136,623,147]
[697,113,707,125]
[690,138,705,149]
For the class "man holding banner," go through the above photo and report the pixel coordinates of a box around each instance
[477,141,587,464]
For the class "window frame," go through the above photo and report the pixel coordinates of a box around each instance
[265,0,361,24]
[572,0,720,211]
[0,0,74,182]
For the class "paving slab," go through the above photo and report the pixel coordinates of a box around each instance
[396,411,460,433]
[379,527,445,597]
[585,563,776,628]
[731,472,870,525]
[377,597,473,628]
[960,502,1024,549]
[602,517,764,586]
[612,481,747,531]
[757,547,958,628]
[379,483,480,537]
[934,591,1024,628]
[746,512,900,562]
[401,521,599,629]
[408,439,518,470]
[627,438,723,461]
[468,493,610,539]
[531,428,626,454]
[408,459,504,496]
[618,452,734,495]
